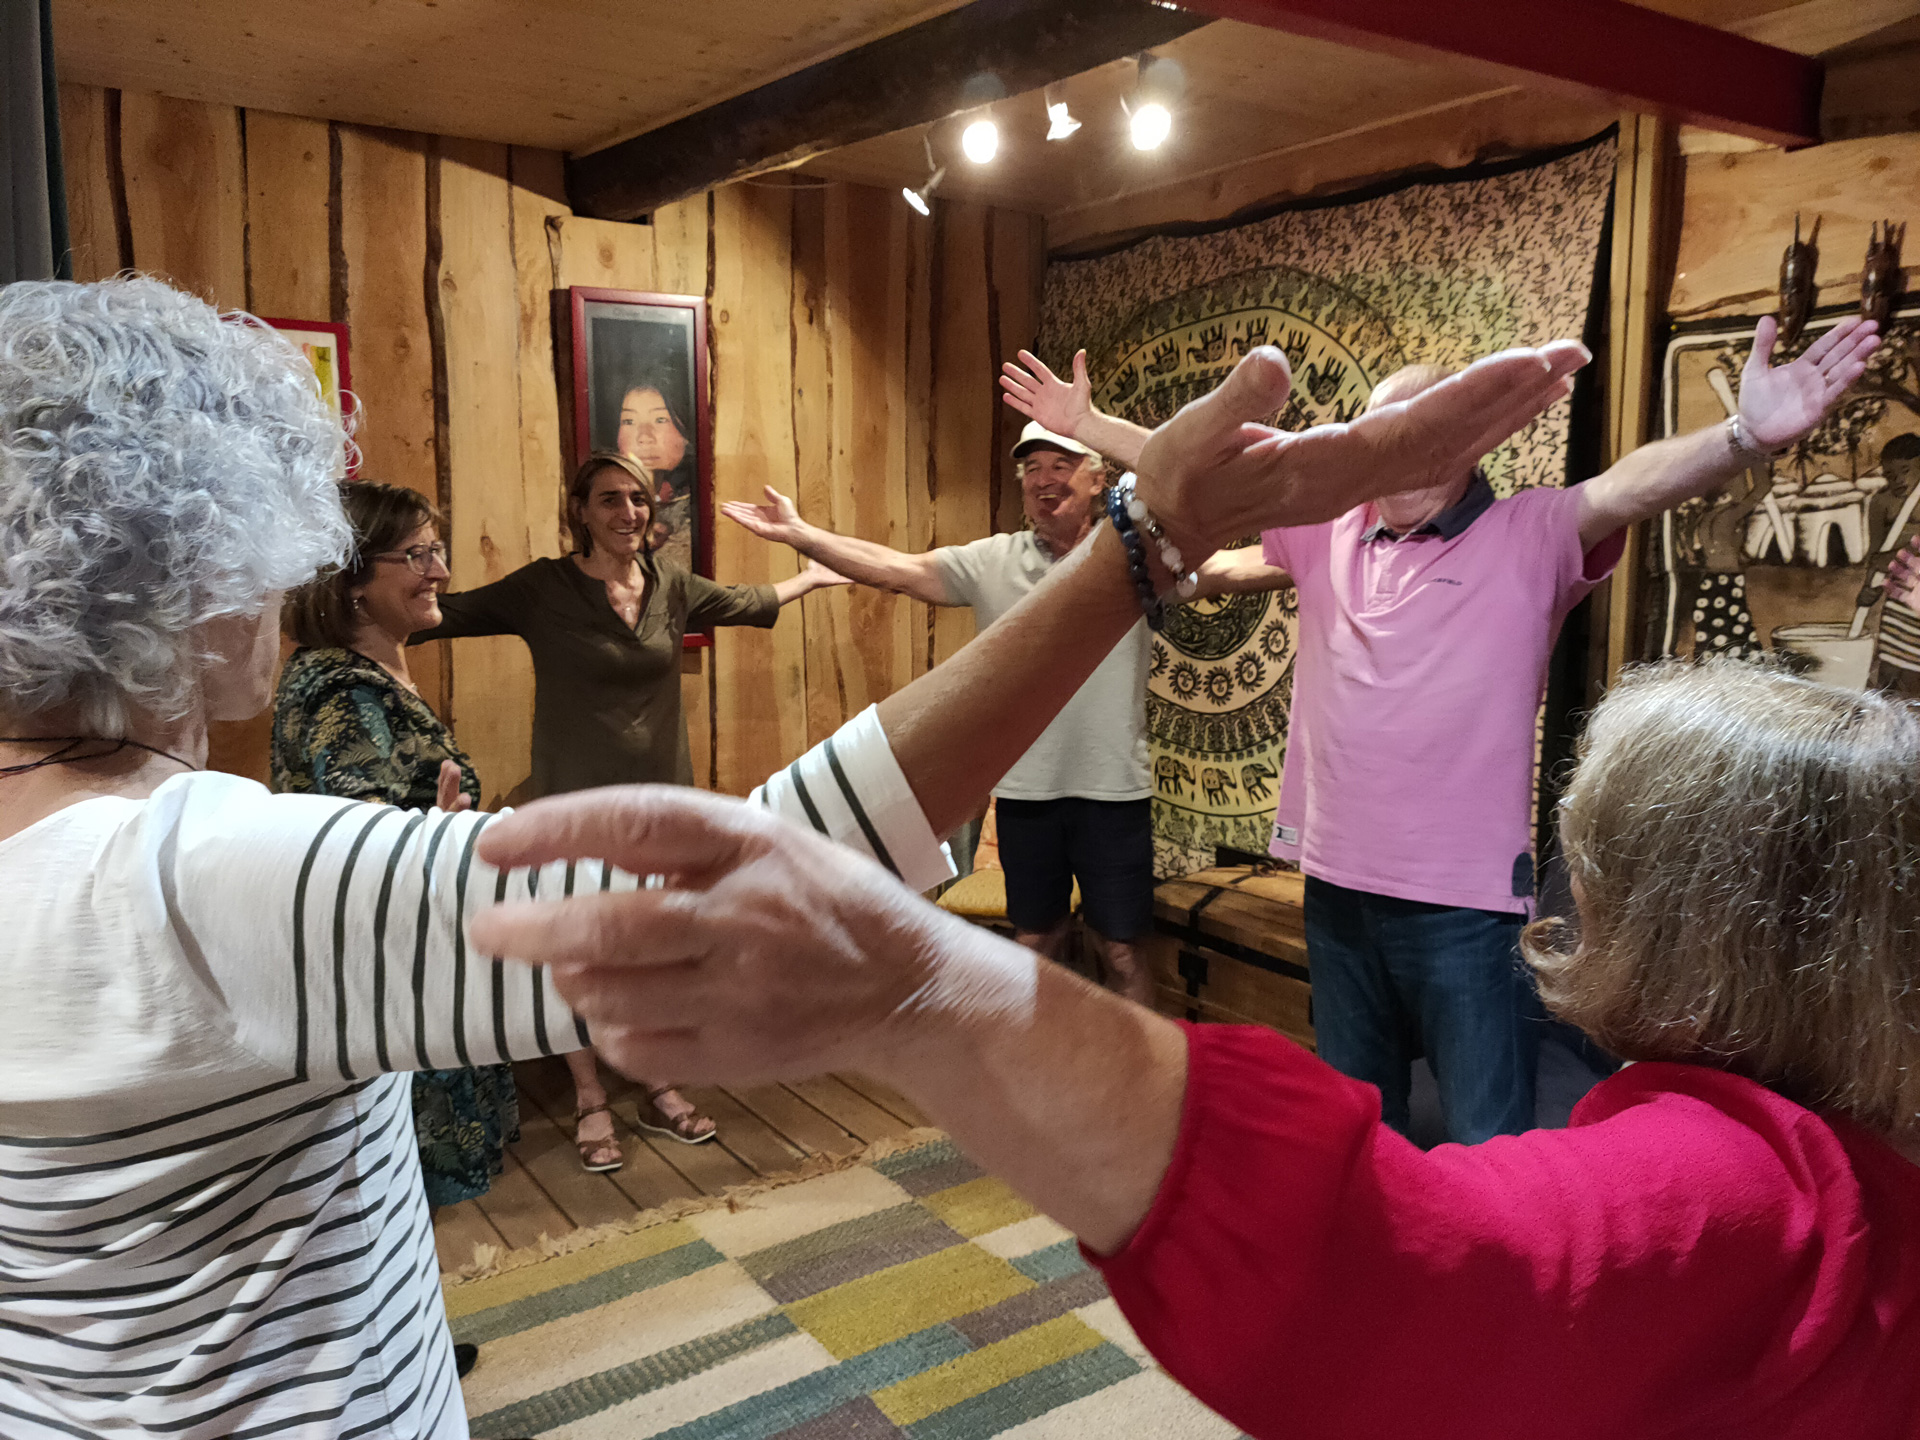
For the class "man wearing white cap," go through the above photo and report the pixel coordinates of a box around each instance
[722,420,1163,1001]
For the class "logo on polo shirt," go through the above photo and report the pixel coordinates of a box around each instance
[1431,577,1463,586]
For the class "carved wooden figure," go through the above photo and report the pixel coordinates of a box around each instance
[1779,212,1822,348]
[1862,220,1907,331]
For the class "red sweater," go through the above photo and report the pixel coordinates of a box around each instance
[1091,1024,1920,1438]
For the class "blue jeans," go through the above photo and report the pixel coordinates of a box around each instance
[1303,876,1536,1144]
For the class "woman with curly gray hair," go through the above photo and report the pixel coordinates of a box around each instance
[0,278,958,1439]
[0,273,1589,1438]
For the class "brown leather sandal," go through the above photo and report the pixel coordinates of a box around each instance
[635,1086,718,1145]
[573,1103,624,1172]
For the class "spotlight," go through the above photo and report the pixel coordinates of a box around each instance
[1045,87,1080,141]
[903,135,944,216]
[961,118,999,165]
[1130,101,1172,151]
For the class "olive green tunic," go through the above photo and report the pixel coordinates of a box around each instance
[412,554,779,795]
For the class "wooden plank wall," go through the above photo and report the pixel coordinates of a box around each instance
[56,83,1043,802]
[1668,131,1920,323]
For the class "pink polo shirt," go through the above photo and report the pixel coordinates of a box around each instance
[1262,484,1621,914]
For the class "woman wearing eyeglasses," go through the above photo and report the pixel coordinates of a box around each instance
[409,453,846,1164]
[271,482,518,1282]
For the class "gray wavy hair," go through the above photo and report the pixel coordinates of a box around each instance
[1525,659,1920,1132]
[0,277,352,732]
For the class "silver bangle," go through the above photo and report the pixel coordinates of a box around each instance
[1727,415,1786,463]
[1117,473,1199,600]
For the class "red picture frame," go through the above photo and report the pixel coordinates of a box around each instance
[568,287,714,649]
[260,317,356,476]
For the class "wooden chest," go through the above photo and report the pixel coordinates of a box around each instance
[1142,863,1314,1051]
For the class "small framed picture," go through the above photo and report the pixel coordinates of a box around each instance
[260,317,354,473]
[568,287,713,582]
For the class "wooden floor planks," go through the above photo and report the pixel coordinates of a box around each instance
[432,1055,937,1272]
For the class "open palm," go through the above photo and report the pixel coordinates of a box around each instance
[720,486,805,546]
[1738,315,1880,452]
[1000,349,1093,436]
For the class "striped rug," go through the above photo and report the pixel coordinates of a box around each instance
[445,1135,1240,1439]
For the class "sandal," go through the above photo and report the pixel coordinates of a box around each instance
[573,1103,624,1172]
[635,1086,718,1145]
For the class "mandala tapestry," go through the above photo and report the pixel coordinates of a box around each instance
[1643,300,1920,692]
[1039,133,1616,876]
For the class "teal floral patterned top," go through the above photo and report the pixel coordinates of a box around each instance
[270,647,480,810]
[269,645,517,1208]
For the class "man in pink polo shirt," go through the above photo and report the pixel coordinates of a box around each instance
[1002,314,1879,1142]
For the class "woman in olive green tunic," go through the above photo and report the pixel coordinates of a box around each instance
[412,452,845,1163]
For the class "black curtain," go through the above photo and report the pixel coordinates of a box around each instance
[3,0,69,283]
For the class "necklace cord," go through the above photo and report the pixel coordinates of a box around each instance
[0,736,199,778]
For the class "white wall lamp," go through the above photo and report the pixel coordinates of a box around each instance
[1126,52,1185,151]
[902,134,945,216]
[1044,86,1081,141]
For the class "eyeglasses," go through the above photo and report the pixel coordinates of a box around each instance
[371,542,450,575]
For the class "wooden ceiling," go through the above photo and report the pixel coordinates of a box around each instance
[800,0,1905,246]
[49,0,972,154]
[801,22,1564,217]
[53,0,1908,247]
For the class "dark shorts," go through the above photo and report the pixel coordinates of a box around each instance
[995,796,1154,941]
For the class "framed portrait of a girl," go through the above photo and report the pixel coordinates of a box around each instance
[568,287,712,579]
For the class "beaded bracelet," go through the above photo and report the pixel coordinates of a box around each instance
[1106,485,1165,631]
[1116,472,1200,600]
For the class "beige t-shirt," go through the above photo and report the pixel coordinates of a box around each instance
[934,530,1152,802]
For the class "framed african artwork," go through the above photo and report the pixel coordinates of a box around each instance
[1641,299,1920,694]
[260,317,354,474]
[567,287,714,582]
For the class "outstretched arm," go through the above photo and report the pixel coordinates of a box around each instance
[721,487,953,606]
[470,336,1589,1249]
[770,559,851,606]
[1576,316,1879,551]
[1186,543,1291,601]
[1001,349,1153,470]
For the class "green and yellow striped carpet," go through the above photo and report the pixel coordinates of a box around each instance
[445,1135,1239,1439]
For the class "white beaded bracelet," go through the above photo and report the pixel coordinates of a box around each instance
[1117,473,1199,600]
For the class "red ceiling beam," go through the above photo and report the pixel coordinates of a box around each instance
[1168,0,1824,148]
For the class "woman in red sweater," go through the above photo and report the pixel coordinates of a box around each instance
[474,368,1916,1439]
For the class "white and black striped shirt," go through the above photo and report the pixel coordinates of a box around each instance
[0,706,948,1439]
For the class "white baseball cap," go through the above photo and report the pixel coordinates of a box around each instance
[1012,420,1102,467]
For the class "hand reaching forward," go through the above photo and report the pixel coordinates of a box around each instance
[1000,349,1093,438]
[467,787,1034,1085]
[435,759,473,814]
[720,486,806,546]
[1133,340,1592,564]
[802,558,852,590]
[1738,315,1880,452]
[1888,536,1920,613]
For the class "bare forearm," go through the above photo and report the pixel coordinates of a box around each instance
[876,523,1138,837]
[872,928,1187,1255]
[1581,422,1746,546]
[770,573,814,606]
[790,521,944,602]
[1078,410,1152,470]
[1188,543,1290,601]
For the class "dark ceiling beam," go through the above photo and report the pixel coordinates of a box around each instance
[567,0,1207,220]
[1168,0,1823,147]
